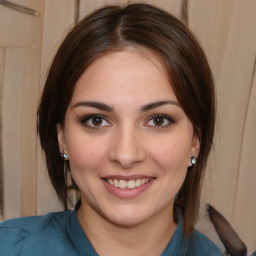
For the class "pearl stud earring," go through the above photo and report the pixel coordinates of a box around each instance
[191,156,196,165]
[60,152,68,161]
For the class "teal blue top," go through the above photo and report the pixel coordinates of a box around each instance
[0,209,222,256]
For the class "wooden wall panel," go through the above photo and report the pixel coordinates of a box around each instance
[2,48,26,219]
[0,1,43,47]
[189,0,256,253]
[189,0,235,78]
[19,47,42,217]
[0,48,4,219]
[37,0,77,214]
[79,0,128,19]
[0,0,44,219]
[39,0,75,76]
[79,0,182,21]
[206,0,255,215]
[233,63,256,251]
[130,0,182,18]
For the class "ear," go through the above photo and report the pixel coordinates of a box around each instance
[188,132,200,167]
[56,123,67,155]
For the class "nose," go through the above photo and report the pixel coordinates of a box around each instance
[109,125,146,169]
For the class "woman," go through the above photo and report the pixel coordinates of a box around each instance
[0,3,222,256]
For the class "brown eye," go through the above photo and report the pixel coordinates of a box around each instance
[81,114,111,129]
[91,116,103,126]
[153,116,165,126]
[146,114,175,128]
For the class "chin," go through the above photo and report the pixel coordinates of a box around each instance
[101,207,151,227]
[108,215,148,228]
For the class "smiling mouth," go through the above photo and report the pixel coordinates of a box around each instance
[103,178,152,189]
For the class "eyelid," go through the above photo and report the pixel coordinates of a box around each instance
[79,113,175,129]
[80,114,112,129]
[145,114,175,127]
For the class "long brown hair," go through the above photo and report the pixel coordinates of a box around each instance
[37,3,215,236]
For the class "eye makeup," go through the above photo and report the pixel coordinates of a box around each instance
[79,114,112,129]
[145,114,175,129]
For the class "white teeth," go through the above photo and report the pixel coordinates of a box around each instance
[135,179,141,187]
[106,178,150,189]
[127,180,136,189]
[114,179,119,188]
[107,179,114,185]
[119,180,126,189]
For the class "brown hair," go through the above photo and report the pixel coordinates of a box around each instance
[37,3,215,236]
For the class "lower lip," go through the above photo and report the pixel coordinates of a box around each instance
[102,179,155,199]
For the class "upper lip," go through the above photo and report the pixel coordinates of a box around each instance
[101,175,155,181]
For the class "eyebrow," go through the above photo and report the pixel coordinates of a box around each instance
[71,100,180,112]
[140,100,180,111]
[71,101,114,111]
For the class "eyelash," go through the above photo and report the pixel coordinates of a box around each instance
[79,114,175,129]
[80,114,111,129]
[146,114,175,128]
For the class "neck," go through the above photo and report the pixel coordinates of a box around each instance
[77,199,177,256]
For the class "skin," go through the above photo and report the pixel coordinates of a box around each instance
[57,49,200,256]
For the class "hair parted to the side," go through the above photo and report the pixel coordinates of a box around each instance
[37,3,215,236]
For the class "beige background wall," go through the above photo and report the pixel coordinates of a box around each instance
[0,0,255,253]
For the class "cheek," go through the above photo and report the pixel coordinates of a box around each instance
[147,135,192,171]
[148,136,192,198]
[66,133,109,172]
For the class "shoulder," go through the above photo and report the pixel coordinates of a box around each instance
[0,211,73,256]
[0,210,72,235]
[188,229,223,256]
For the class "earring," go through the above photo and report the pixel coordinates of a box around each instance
[61,152,70,189]
[61,152,68,161]
[61,152,69,174]
[191,156,196,165]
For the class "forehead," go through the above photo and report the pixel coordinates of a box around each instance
[70,49,177,106]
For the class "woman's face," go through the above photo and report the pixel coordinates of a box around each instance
[57,49,199,227]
